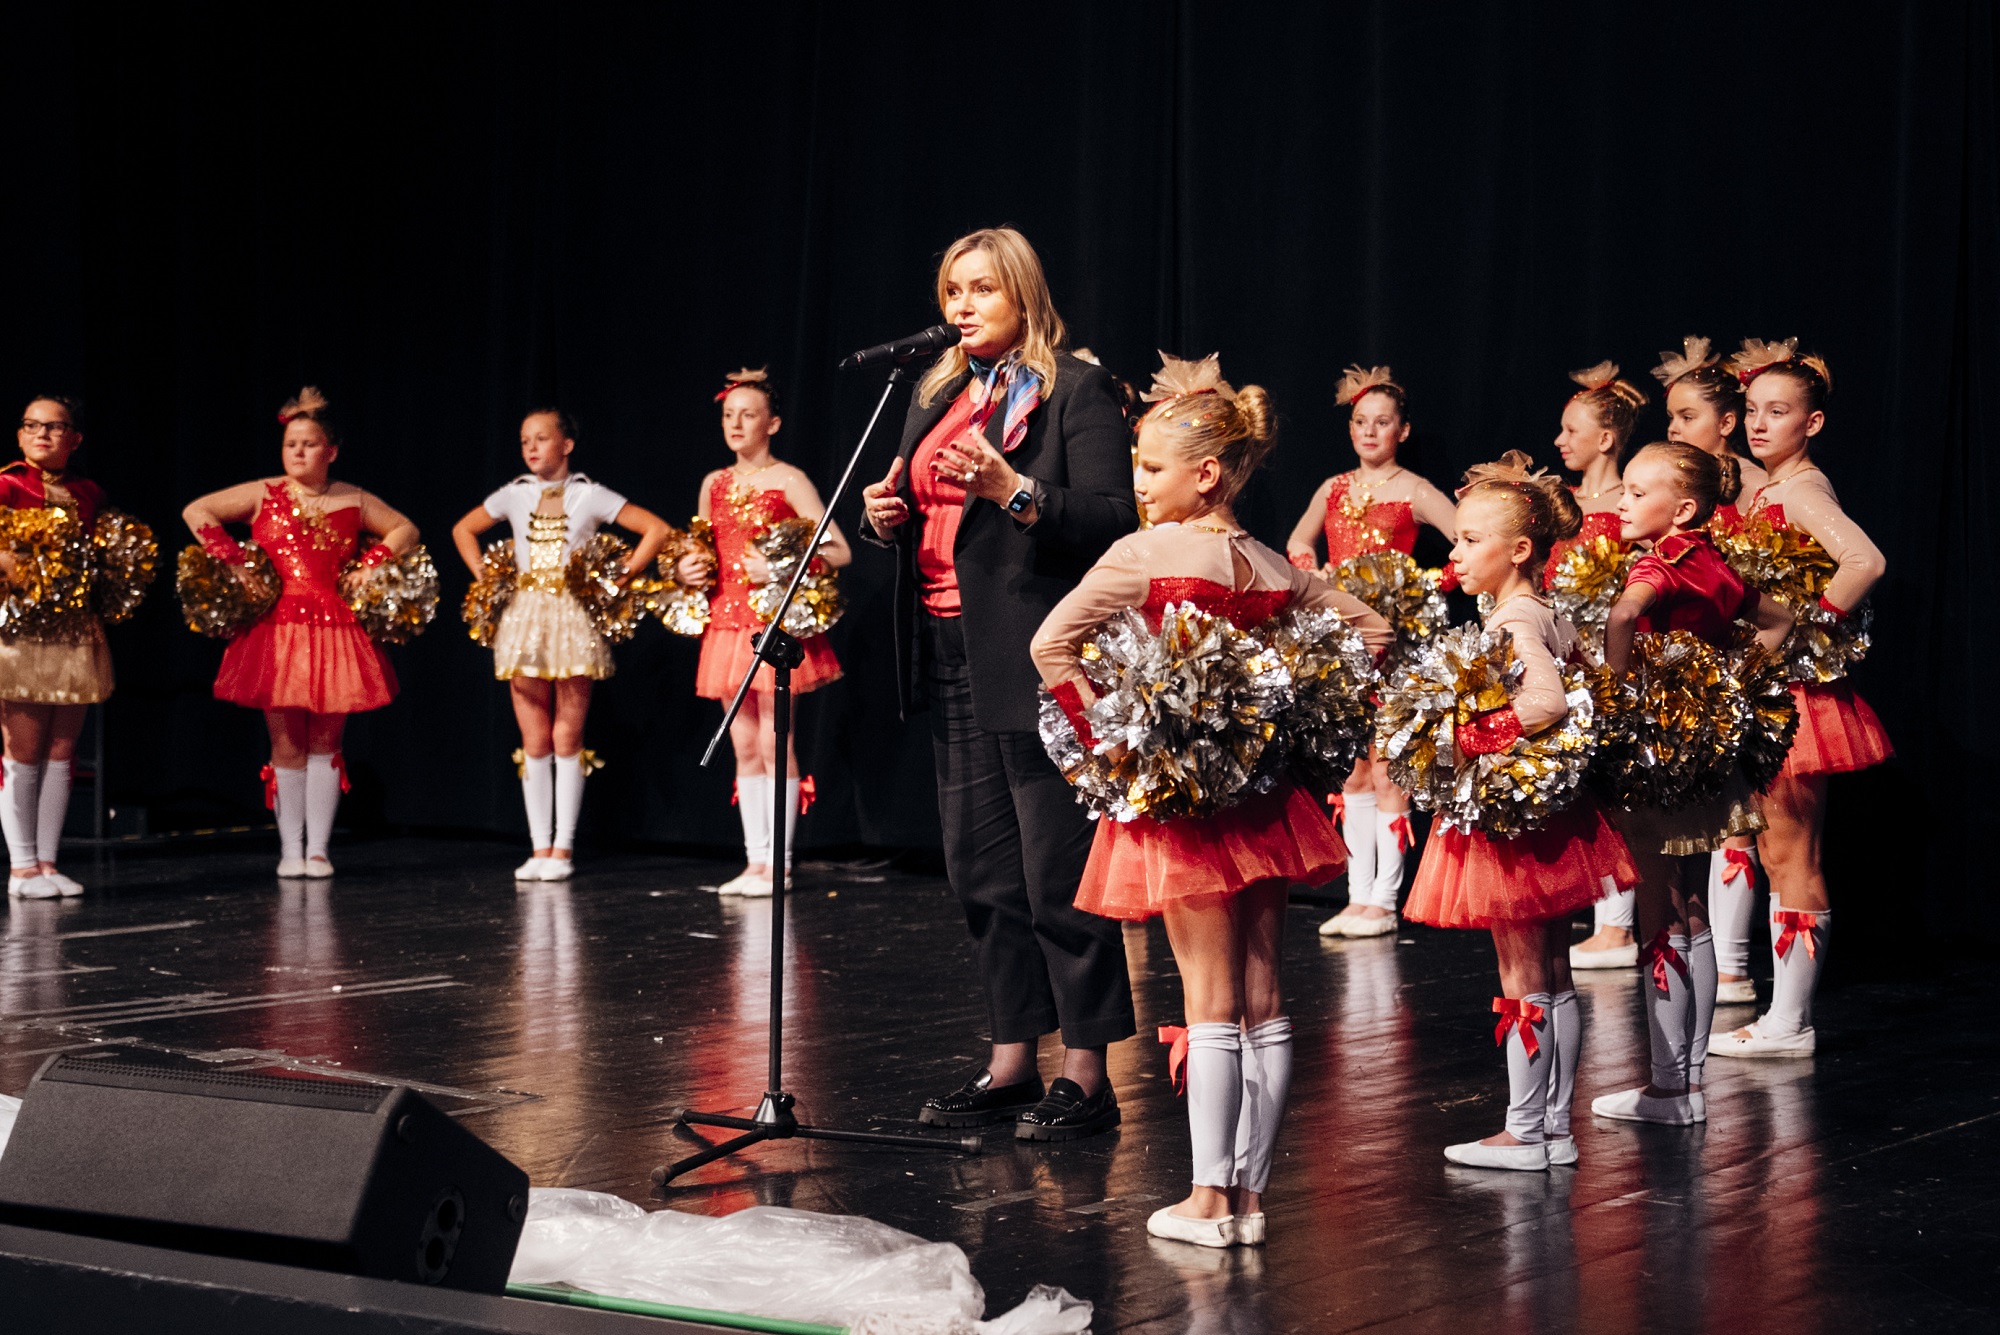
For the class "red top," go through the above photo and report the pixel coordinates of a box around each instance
[0,462,105,527]
[1628,531,1757,646]
[1322,475,1417,564]
[707,472,804,631]
[1143,577,1292,630]
[252,483,367,627]
[910,390,979,616]
[1543,509,1626,588]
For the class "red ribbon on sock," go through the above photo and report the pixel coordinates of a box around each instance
[1722,848,1754,885]
[797,776,816,815]
[1327,793,1344,820]
[1158,1025,1190,1094]
[729,781,739,806]
[1644,928,1690,995]
[329,752,351,794]
[1492,998,1545,1058]
[259,763,277,811]
[1773,910,1820,960]
[1387,812,1413,853]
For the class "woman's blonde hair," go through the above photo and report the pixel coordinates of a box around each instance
[1141,352,1277,504]
[917,227,1067,408]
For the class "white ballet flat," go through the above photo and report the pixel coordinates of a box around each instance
[1443,1137,1549,1171]
[1232,1211,1266,1245]
[736,873,775,899]
[514,857,547,881]
[1716,978,1758,1005]
[1342,912,1398,938]
[1317,911,1357,937]
[1710,1018,1816,1059]
[714,870,761,896]
[1546,1136,1578,1166]
[303,858,335,879]
[1145,1206,1235,1248]
[43,871,84,897]
[1590,1086,1696,1126]
[537,858,574,881]
[275,858,310,879]
[8,874,58,900]
[1569,941,1638,969]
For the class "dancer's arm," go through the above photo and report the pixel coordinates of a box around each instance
[181,480,266,549]
[611,502,672,582]
[1783,471,1886,615]
[357,491,420,559]
[1409,477,1459,541]
[452,506,501,579]
[1491,602,1571,735]
[1748,590,1794,653]
[780,468,851,569]
[1028,538,1149,702]
[1285,478,1332,570]
[1289,567,1394,662]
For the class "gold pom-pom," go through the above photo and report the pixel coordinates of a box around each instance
[1260,605,1380,796]
[0,507,94,637]
[1328,549,1449,661]
[1712,511,1872,684]
[647,519,714,637]
[342,545,439,645]
[176,542,280,638]
[1547,534,1637,658]
[1376,622,1601,836]
[88,510,158,624]
[566,533,648,644]
[1732,641,1802,792]
[746,517,844,639]
[461,540,516,647]
[1590,630,1751,811]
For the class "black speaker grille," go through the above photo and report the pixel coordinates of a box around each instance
[42,1053,389,1113]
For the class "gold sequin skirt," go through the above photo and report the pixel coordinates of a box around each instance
[1614,771,1765,858]
[491,588,614,681]
[0,621,115,705]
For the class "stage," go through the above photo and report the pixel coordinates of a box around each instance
[1,836,1994,1332]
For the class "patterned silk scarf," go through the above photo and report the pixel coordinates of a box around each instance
[966,352,1043,455]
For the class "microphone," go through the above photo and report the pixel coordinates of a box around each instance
[837,324,962,370]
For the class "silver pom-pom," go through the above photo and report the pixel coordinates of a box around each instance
[747,517,844,639]
[1259,605,1379,795]
[342,545,440,645]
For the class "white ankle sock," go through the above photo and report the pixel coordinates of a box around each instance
[1710,847,1759,977]
[1687,930,1717,1084]
[520,752,555,851]
[1340,793,1377,908]
[738,778,772,867]
[1595,886,1636,932]
[1370,808,1409,910]
[304,754,342,861]
[1,757,43,871]
[1543,991,1580,1138]
[553,753,586,852]
[273,765,307,863]
[1230,1017,1293,1196]
[1502,994,1553,1143]
[1184,1022,1243,1189]
[1764,906,1830,1036]
[780,778,800,873]
[35,759,71,866]
[1644,931,1693,1091]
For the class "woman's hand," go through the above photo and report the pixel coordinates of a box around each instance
[933,431,1021,506]
[675,551,715,587]
[862,457,909,537]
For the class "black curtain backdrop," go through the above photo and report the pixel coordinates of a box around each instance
[4,3,1993,937]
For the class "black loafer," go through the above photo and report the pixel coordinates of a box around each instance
[1014,1077,1120,1142]
[918,1069,1046,1127]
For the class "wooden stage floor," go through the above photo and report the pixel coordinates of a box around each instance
[2,837,1994,1332]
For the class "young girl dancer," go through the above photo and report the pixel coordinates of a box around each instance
[1404,452,1638,1170]
[1,397,115,898]
[1712,344,1890,1058]
[1284,366,1455,939]
[1589,443,1793,1126]
[1551,363,1648,971]
[450,409,671,881]
[182,388,419,878]
[677,369,848,897]
[1036,354,1391,1244]
[1654,337,1771,1005]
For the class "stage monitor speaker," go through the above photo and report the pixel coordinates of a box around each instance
[0,1047,529,1294]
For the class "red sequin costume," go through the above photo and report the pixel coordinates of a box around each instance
[1321,474,1419,564]
[1543,507,1626,590]
[694,472,841,699]
[213,483,396,713]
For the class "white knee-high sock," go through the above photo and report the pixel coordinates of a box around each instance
[1502,994,1554,1143]
[304,754,342,861]
[1543,991,1581,1139]
[1370,808,1410,910]
[1644,931,1693,1091]
[1,758,43,871]
[1687,929,1717,1085]
[1595,887,1636,932]
[1230,1016,1294,1196]
[273,765,307,864]
[34,759,71,866]
[1340,793,1377,908]
[553,753,586,852]
[1184,1022,1243,1190]
[781,778,800,872]
[520,753,555,851]
[1710,848,1760,977]
[738,778,771,866]
[1764,906,1830,1036]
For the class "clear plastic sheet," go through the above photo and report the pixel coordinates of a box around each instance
[510,1188,1092,1335]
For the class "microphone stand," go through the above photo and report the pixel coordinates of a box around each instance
[654,362,980,1187]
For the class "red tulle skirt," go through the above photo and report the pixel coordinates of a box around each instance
[1405,802,1636,930]
[1075,782,1349,922]
[214,618,397,715]
[1780,681,1892,779]
[695,623,841,699]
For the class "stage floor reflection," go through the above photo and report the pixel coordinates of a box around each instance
[2,837,1993,1332]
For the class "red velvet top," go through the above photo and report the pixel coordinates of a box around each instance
[1628,531,1757,646]
[1543,509,1626,589]
[0,462,105,527]
[1322,475,1418,564]
[909,390,979,616]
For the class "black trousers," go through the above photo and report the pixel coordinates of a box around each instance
[923,613,1137,1049]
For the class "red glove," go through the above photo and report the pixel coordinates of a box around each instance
[1051,680,1100,751]
[1288,550,1317,572]
[359,543,394,569]
[198,524,245,564]
[1818,594,1847,621]
[1458,707,1524,755]
[1439,563,1461,594]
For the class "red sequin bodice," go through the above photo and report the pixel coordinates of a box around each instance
[1143,577,1292,630]
[252,483,363,626]
[1543,509,1627,587]
[1322,474,1418,565]
[708,472,800,630]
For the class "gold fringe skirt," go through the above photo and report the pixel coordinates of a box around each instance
[491,588,614,682]
[1614,770,1765,857]
[0,622,115,705]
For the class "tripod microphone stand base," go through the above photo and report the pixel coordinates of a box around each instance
[653,1092,983,1187]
